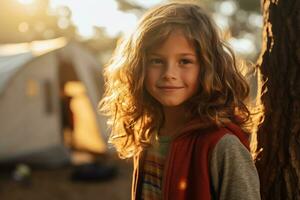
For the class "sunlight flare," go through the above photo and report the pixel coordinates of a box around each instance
[49,0,138,38]
[18,0,34,5]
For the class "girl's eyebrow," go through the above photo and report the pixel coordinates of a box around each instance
[148,53,197,57]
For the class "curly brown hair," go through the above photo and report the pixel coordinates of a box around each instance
[99,2,251,158]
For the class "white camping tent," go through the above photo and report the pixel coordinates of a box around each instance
[0,38,108,167]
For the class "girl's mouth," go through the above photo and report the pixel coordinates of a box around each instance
[157,86,184,90]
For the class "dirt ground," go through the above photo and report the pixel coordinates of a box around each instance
[0,158,133,200]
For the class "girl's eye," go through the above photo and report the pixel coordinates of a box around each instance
[148,58,163,65]
[179,58,193,65]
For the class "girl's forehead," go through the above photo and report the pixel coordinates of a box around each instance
[146,28,195,52]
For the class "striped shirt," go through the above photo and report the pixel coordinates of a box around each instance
[141,135,171,200]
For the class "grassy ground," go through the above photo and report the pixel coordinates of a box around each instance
[0,158,132,200]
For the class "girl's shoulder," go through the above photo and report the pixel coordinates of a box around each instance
[209,133,260,200]
[211,133,249,156]
[201,123,249,151]
[177,121,250,151]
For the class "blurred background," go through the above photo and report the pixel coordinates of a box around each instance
[0,0,262,199]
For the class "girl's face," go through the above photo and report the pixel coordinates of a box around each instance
[145,30,200,108]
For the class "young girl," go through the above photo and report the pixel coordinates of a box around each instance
[100,2,261,200]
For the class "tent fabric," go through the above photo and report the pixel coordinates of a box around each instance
[0,52,33,94]
[0,37,67,95]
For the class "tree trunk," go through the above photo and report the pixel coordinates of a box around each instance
[256,0,300,199]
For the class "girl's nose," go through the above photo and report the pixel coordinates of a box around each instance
[162,62,177,80]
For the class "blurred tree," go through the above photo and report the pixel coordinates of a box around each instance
[83,27,119,66]
[255,0,300,199]
[0,0,76,43]
[215,0,262,61]
[238,0,260,11]
[116,0,145,13]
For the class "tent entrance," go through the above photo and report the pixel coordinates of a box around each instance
[61,81,106,164]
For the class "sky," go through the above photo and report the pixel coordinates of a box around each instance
[48,0,164,38]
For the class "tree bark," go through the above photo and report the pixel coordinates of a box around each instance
[256,0,300,199]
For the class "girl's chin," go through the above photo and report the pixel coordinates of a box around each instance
[160,102,186,108]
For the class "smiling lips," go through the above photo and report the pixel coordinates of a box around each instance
[157,85,184,91]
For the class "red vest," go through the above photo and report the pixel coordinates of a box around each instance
[132,119,249,200]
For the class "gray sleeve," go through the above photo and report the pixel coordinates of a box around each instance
[209,134,261,200]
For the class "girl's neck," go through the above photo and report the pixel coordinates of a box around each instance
[159,105,190,136]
